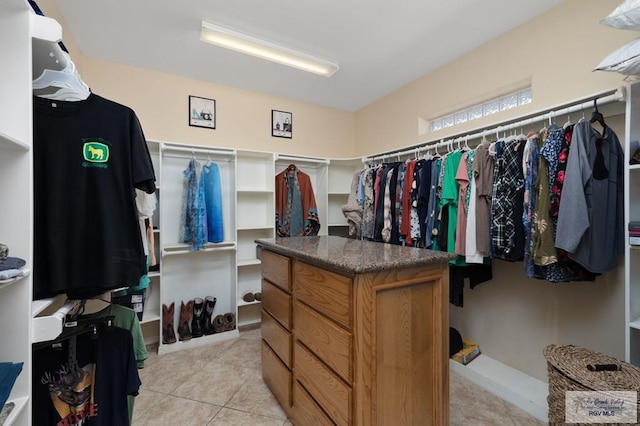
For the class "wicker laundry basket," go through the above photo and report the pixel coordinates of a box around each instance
[544,344,640,425]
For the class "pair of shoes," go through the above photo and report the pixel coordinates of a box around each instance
[170,296,217,341]
[241,291,262,302]
[212,313,236,333]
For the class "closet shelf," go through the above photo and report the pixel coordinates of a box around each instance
[630,317,640,330]
[237,188,273,194]
[32,299,77,343]
[0,268,30,291]
[630,164,640,171]
[162,241,236,257]
[141,307,160,324]
[147,271,160,278]
[158,328,240,355]
[238,298,261,307]
[30,13,62,42]
[3,396,29,426]
[0,130,30,151]
[238,259,261,267]
[237,224,273,231]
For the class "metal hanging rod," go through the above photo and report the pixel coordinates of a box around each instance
[276,154,330,165]
[161,143,236,157]
[362,87,626,164]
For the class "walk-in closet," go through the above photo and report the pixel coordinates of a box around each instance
[3,0,640,424]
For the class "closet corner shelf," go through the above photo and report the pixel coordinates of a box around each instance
[630,164,640,171]
[0,268,30,291]
[153,228,160,233]
[147,271,160,278]
[630,317,640,330]
[328,223,348,227]
[0,130,30,151]
[328,191,350,196]
[237,259,261,267]
[162,241,237,257]
[3,396,29,426]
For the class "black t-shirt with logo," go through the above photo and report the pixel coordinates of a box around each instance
[33,94,156,299]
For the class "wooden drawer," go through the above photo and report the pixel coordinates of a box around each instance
[262,310,291,368]
[295,342,351,426]
[262,342,291,412]
[262,250,291,292]
[262,279,291,330]
[294,261,352,329]
[294,301,352,383]
[292,381,336,426]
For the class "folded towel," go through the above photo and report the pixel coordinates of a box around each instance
[0,269,23,280]
[0,257,25,272]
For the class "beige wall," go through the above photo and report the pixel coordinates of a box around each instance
[40,0,633,381]
[356,0,636,157]
[81,58,356,158]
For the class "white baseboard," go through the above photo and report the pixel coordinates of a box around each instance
[450,354,549,423]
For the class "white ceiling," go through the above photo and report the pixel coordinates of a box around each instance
[51,0,565,112]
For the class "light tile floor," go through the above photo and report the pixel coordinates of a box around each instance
[133,327,545,425]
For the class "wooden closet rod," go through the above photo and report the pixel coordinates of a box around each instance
[362,87,625,163]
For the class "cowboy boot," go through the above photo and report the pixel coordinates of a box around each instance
[203,296,217,335]
[162,302,177,344]
[178,300,193,341]
[191,298,204,338]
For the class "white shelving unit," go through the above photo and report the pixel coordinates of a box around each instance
[0,2,65,424]
[236,150,275,327]
[135,146,362,343]
[625,82,640,367]
[155,142,239,354]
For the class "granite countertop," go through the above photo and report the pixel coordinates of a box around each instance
[255,236,454,275]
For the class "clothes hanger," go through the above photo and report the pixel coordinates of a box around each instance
[563,114,573,129]
[590,98,607,132]
[32,39,91,102]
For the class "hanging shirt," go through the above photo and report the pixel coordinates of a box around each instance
[275,165,320,236]
[455,151,470,256]
[361,168,375,239]
[33,94,156,300]
[32,327,141,426]
[440,150,463,261]
[202,161,224,243]
[555,121,624,274]
[472,144,494,257]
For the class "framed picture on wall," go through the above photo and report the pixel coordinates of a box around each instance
[272,110,292,138]
[189,95,216,129]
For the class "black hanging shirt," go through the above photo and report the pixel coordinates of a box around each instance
[33,94,156,299]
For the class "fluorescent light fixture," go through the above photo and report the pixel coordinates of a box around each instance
[200,21,339,77]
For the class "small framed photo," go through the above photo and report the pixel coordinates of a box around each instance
[272,110,292,138]
[189,95,216,129]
